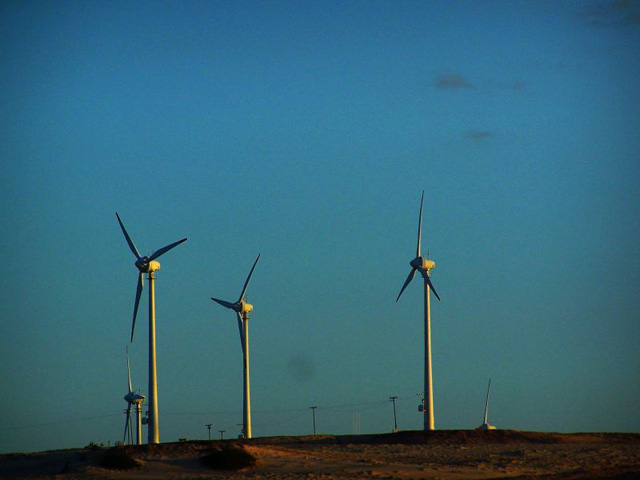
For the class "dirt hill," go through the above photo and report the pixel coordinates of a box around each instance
[1,430,639,479]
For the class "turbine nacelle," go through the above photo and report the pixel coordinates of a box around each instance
[236,300,253,315]
[135,258,161,273]
[124,392,146,403]
[217,299,254,315]
[410,257,435,271]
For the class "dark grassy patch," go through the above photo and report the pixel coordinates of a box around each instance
[200,445,256,470]
[100,449,141,470]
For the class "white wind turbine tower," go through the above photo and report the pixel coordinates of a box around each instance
[123,348,145,445]
[396,191,441,431]
[116,213,187,444]
[211,254,260,440]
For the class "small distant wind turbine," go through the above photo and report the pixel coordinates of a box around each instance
[123,348,145,445]
[479,378,496,430]
[116,212,187,444]
[396,191,441,431]
[211,254,260,440]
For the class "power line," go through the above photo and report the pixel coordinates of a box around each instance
[3,392,420,433]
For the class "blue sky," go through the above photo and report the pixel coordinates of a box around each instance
[1,0,639,453]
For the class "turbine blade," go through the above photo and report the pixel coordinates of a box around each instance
[236,312,246,356]
[127,348,133,394]
[416,191,424,258]
[116,213,141,260]
[148,237,188,261]
[396,268,417,302]
[211,297,235,310]
[130,273,144,342]
[424,273,441,301]
[484,378,491,424]
[123,405,132,443]
[238,254,260,302]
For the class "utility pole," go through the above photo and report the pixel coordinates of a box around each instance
[219,430,225,440]
[310,406,317,435]
[389,396,398,433]
[205,423,212,441]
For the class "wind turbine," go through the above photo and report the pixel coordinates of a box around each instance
[116,212,187,444]
[396,191,441,431]
[123,348,145,445]
[211,254,260,439]
[479,378,496,430]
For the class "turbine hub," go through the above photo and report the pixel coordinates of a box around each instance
[124,393,136,403]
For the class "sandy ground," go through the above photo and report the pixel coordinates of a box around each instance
[1,430,639,480]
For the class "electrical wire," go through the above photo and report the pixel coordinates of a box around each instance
[3,393,419,432]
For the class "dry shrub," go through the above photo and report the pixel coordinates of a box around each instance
[100,449,141,470]
[200,445,256,470]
